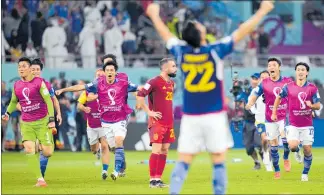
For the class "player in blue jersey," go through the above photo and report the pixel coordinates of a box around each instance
[146,1,274,194]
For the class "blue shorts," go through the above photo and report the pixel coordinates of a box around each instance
[256,123,266,134]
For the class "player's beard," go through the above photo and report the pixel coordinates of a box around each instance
[168,73,176,78]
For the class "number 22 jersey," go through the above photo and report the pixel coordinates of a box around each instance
[166,37,234,115]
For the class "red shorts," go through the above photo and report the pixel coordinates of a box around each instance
[149,125,175,146]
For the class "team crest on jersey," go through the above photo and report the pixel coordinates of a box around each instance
[153,133,158,140]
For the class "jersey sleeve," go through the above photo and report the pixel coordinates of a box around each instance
[49,87,55,97]
[78,91,87,105]
[85,78,99,93]
[127,80,138,92]
[6,90,18,114]
[137,79,155,97]
[312,87,321,103]
[166,37,184,59]
[253,83,264,97]
[279,84,288,98]
[40,81,54,118]
[210,36,234,59]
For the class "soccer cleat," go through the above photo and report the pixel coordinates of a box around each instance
[294,150,303,164]
[110,170,119,181]
[253,162,261,170]
[157,180,169,188]
[149,180,160,188]
[35,179,47,187]
[274,171,281,179]
[301,174,308,182]
[102,171,108,180]
[119,171,126,177]
[284,160,291,172]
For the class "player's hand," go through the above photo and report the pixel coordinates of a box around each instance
[271,113,277,121]
[87,93,98,102]
[83,107,91,113]
[55,89,64,96]
[146,3,160,19]
[48,121,57,135]
[148,110,162,120]
[1,113,9,121]
[259,0,274,15]
[306,101,313,109]
[56,113,62,126]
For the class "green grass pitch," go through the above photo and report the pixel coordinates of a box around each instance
[2,148,324,194]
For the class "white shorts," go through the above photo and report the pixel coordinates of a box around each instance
[265,120,285,140]
[101,120,127,148]
[286,125,314,145]
[177,112,234,154]
[87,127,106,146]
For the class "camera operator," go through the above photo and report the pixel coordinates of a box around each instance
[235,73,263,170]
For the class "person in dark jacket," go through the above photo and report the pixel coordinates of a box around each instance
[31,11,47,50]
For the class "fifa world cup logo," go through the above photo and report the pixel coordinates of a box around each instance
[107,89,116,105]
[273,87,282,98]
[297,92,307,109]
[22,87,31,105]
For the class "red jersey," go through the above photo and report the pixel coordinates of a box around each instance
[137,75,174,128]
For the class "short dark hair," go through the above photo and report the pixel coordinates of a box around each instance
[182,21,201,48]
[295,62,310,72]
[268,58,282,66]
[101,54,117,64]
[103,61,118,71]
[159,58,175,69]
[260,70,270,76]
[31,58,44,70]
[18,57,31,65]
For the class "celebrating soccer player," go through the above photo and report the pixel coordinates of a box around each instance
[271,62,321,181]
[249,70,273,171]
[145,1,274,194]
[77,69,112,180]
[247,58,302,179]
[136,58,177,188]
[56,61,140,181]
[2,57,56,187]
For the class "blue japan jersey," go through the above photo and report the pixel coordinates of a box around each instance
[166,36,234,114]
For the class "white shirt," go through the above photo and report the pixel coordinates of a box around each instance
[249,88,266,123]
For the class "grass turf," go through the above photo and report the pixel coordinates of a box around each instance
[2,148,324,194]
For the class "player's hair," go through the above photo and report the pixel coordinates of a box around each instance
[260,70,269,75]
[159,58,175,70]
[295,62,310,72]
[31,58,44,70]
[101,54,117,64]
[103,61,118,71]
[268,58,282,66]
[18,57,31,65]
[182,21,201,48]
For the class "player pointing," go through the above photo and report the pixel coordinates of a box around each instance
[271,62,321,181]
[145,0,274,194]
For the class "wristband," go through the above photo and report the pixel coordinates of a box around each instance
[6,112,10,116]
[48,117,55,123]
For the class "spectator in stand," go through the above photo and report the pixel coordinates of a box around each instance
[111,1,119,17]
[17,4,29,51]
[125,0,143,29]
[78,21,98,69]
[25,0,40,19]
[122,30,137,54]
[69,6,84,52]
[117,11,131,32]
[2,8,21,40]
[206,26,217,43]
[258,24,271,54]
[2,31,10,62]
[25,41,38,58]
[167,14,180,38]
[244,31,258,67]
[31,11,47,50]
[55,0,69,19]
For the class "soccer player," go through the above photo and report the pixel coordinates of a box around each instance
[145,1,274,194]
[55,61,140,181]
[136,58,177,188]
[2,57,55,187]
[246,58,296,179]
[249,70,273,171]
[271,62,321,181]
[77,69,111,180]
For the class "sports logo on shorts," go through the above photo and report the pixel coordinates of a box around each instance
[297,92,307,109]
[258,127,262,133]
[107,89,116,105]
[153,133,158,140]
[273,87,282,98]
[22,87,31,105]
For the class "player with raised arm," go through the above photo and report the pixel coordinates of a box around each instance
[249,70,273,171]
[56,61,140,181]
[77,69,112,180]
[246,58,300,179]
[145,1,274,194]
[271,62,321,181]
[136,58,177,188]
[1,57,56,187]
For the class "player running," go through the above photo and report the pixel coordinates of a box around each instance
[271,62,321,181]
[136,58,177,188]
[77,69,112,180]
[2,57,56,187]
[55,61,140,181]
[145,1,274,194]
[249,70,273,171]
[247,58,300,179]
